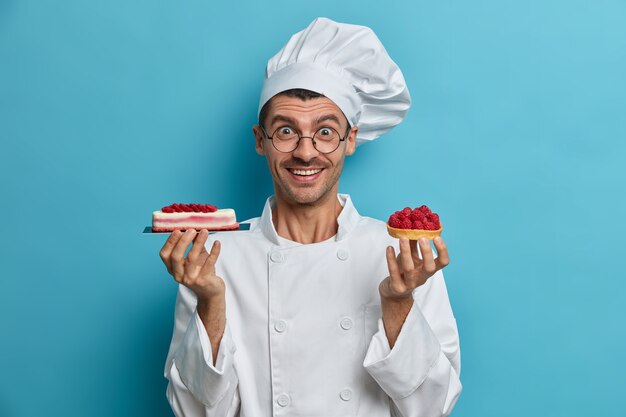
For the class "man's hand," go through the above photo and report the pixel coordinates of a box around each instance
[379,237,450,348]
[160,229,226,364]
[159,229,224,303]
[380,237,449,300]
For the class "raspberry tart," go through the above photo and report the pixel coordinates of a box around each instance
[152,203,238,233]
[387,205,442,240]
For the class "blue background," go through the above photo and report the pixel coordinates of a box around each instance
[1,1,625,416]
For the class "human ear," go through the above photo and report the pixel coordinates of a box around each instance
[253,125,266,155]
[345,126,358,156]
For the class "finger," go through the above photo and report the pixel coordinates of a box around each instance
[187,250,210,281]
[200,240,221,276]
[418,238,437,275]
[398,238,414,273]
[433,236,450,270]
[159,230,184,274]
[170,229,197,279]
[409,239,422,266]
[187,230,209,263]
[385,246,405,292]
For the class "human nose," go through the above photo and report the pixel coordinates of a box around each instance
[292,135,319,160]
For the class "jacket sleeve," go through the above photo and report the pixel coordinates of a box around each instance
[363,270,462,417]
[164,285,240,417]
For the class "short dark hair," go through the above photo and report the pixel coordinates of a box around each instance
[258,88,325,128]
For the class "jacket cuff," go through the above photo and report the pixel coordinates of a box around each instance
[363,300,441,400]
[173,311,236,407]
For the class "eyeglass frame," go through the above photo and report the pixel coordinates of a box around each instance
[259,124,352,154]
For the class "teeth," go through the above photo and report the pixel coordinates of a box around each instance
[291,169,322,176]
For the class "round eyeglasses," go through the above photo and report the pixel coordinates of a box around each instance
[261,125,350,154]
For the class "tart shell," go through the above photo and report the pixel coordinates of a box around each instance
[387,223,443,240]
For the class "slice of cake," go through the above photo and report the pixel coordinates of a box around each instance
[386,205,442,240]
[152,203,238,233]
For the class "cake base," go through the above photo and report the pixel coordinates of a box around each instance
[387,224,443,240]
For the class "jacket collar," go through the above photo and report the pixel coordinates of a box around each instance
[254,194,361,246]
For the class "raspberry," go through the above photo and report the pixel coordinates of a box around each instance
[428,213,440,223]
[412,220,424,230]
[419,205,432,215]
[400,218,412,229]
[401,207,412,217]
[410,211,426,222]
[389,217,402,228]
[425,222,438,230]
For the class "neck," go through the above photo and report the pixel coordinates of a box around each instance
[272,191,343,244]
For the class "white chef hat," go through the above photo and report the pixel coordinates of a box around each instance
[259,17,411,146]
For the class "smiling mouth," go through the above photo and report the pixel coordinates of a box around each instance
[288,168,323,176]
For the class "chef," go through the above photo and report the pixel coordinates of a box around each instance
[160,17,462,417]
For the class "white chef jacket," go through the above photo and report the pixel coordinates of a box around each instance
[164,194,462,417]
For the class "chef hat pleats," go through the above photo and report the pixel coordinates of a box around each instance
[259,17,411,146]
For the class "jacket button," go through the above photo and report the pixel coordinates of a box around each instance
[340,317,353,330]
[274,320,287,333]
[277,393,291,407]
[337,249,349,261]
[270,251,284,263]
[340,389,352,401]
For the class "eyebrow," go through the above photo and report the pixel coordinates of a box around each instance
[268,114,343,128]
[268,115,297,127]
[316,114,342,126]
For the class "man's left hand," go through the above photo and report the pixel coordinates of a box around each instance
[379,237,450,300]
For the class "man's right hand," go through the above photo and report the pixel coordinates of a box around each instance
[159,229,225,303]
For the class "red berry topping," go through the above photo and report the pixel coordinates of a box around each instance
[389,217,402,228]
[424,222,436,230]
[388,204,440,230]
[410,211,426,222]
[161,203,219,213]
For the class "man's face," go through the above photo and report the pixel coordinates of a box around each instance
[253,95,357,206]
